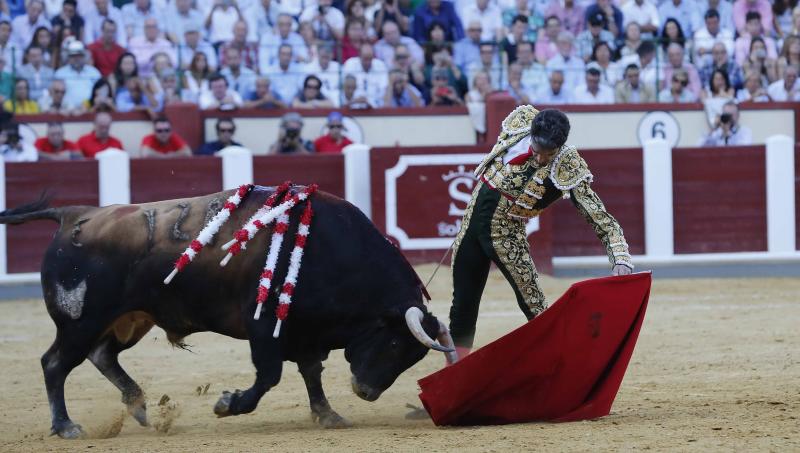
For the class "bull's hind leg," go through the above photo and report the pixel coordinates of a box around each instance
[88,313,155,427]
[298,358,352,428]
[214,320,283,418]
[41,328,102,439]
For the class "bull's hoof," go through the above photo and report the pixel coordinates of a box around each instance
[127,399,148,427]
[51,421,85,439]
[213,389,242,417]
[313,410,352,429]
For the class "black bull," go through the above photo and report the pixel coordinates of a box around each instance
[0,185,456,438]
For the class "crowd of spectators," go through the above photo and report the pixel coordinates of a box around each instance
[0,0,794,114]
[0,0,796,159]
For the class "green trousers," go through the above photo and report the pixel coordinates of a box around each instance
[449,181,546,348]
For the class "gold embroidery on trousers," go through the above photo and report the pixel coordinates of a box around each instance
[490,196,546,316]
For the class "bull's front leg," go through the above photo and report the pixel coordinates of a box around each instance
[297,358,352,428]
[214,320,283,417]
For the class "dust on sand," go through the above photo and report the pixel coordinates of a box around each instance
[0,267,798,452]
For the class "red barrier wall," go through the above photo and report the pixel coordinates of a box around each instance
[370,145,554,272]
[130,157,223,203]
[5,161,100,273]
[672,146,767,254]
[550,148,645,257]
[796,146,800,251]
[253,154,345,197]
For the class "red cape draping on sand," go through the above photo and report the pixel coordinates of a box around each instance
[418,272,652,426]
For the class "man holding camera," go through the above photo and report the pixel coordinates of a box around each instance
[299,0,344,41]
[268,112,314,154]
[702,101,753,146]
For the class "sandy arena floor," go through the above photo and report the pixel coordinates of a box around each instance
[0,267,798,452]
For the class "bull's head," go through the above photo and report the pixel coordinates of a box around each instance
[346,306,456,401]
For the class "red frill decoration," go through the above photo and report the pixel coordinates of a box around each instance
[237,184,250,198]
[276,303,290,320]
[282,282,295,296]
[261,269,273,279]
[257,285,269,303]
[234,229,250,242]
[223,201,237,211]
[175,254,190,271]
[189,240,203,252]
[253,220,265,230]
[228,242,242,256]
[275,223,289,234]
[295,235,307,248]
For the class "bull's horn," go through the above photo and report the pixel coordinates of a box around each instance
[405,307,455,353]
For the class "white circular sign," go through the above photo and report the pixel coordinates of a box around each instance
[637,111,680,148]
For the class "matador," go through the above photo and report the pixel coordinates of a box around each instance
[449,106,634,359]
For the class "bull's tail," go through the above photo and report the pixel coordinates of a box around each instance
[0,194,84,226]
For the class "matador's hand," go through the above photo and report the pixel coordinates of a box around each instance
[612,264,632,276]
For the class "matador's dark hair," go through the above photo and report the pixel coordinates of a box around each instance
[530,109,571,150]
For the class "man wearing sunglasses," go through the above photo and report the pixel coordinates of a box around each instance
[448,106,633,360]
[140,116,192,158]
[313,111,353,153]
[197,117,242,155]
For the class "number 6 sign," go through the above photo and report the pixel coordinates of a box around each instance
[637,111,680,148]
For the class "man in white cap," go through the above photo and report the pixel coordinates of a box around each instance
[54,40,101,109]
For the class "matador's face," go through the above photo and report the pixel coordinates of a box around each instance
[530,141,559,166]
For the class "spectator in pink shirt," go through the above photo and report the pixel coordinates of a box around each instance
[733,0,774,36]
[129,18,176,77]
[545,0,585,36]
[661,42,702,97]
[535,15,562,64]
[734,12,778,66]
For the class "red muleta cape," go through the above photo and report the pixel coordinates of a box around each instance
[418,272,652,426]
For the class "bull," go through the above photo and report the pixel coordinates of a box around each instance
[0,185,455,438]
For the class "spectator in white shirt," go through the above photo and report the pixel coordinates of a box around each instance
[701,101,752,146]
[736,70,770,102]
[693,8,734,67]
[83,0,126,45]
[176,23,218,70]
[305,43,341,105]
[12,0,50,48]
[767,65,800,101]
[343,43,388,108]
[259,13,307,71]
[246,0,279,42]
[460,0,503,42]
[205,0,242,45]
[263,43,306,103]
[374,20,424,67]
[199,73,243,109]
[164,0,204,44]
[545,31,584,93]
[621,0,660,36]
[572,65,614,103]
[698,0,734,33]
[53,40,101,109]
[516,41,547,94]
[534,69,572,104]
[467,42,502,90]
[121,0,164,40]
[298,0,344,42]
